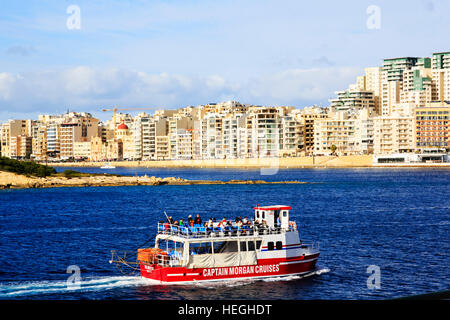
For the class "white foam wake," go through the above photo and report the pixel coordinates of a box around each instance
[180,267,331,289]
[261,267,331,282]
[0,276,157,298]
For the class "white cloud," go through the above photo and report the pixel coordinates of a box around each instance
[0,66,361,120]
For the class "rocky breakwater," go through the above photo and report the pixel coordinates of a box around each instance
[0,171,306,189]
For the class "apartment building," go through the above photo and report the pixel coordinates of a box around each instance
[73,141,91,159]
[415,101,450,152]
[9,135,32,159]
[168,117,193,160]
[58,113,99,159]
[314,109,373,156]
[329,89,376,115]
[373,104,415,155]
[295,107,327,156]
[432,52,450,102]
[0,120,33,158]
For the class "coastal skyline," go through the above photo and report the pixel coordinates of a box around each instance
[1,0,450,122]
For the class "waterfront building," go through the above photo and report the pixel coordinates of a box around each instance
[168,117,193,160]
[58,113,99,159]
[155,135,170,160]
[248,106,283,158]
[373,104,415,155]
[415,101,450,152]
[295,107,328,156]
[0,120,33,158]
[46,124,60,157]
[73,141,91,159]
[31,123,48,160]
[313,109,373,156]
[116,121,137,160]
[279,115,303,157]
[9,135,32,159]
[90,136,106,161]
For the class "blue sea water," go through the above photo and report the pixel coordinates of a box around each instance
[0,167,449,300]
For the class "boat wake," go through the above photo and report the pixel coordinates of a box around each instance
[261,267,330,282]
[0,276,153,298]
[185,267,331,289]
[0,268,331,297]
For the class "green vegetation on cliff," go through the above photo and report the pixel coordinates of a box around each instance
[0,157,56,177]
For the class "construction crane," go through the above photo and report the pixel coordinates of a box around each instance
[101,106,154,138]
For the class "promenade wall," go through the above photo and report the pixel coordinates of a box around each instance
[51,155,375,168]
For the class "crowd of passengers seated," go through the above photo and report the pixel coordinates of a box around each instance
[159,214,278,235]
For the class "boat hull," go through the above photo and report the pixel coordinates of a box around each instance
[140,253,319,283]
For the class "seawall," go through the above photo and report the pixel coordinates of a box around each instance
[50,155,375,168]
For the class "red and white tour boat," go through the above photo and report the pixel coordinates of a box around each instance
[110,205,320,284]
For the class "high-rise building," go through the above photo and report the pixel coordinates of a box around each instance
[373,104,415,155]
[415,101,450,152]
[431,52,450,102]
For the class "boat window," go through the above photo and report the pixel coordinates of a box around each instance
[248,241,255,251]
[214,240,238,253]
[267,242,274,251]
[262,212,265,219]
[190,242,212,255]
[240,241,247,252]
[256,240,262,250]
[213,241,225,253]
[276,241,283,250]
[282,211,287,217]
[256,211,259,219]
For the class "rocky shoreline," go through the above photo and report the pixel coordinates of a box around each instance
[0,171,307,189]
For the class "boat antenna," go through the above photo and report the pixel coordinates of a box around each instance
[163,211,170,223]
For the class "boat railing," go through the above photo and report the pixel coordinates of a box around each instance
[298,240,320,254]
[110,249,183,268]
[157,222,297,239]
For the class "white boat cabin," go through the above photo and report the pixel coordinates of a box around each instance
[253,205,291,229]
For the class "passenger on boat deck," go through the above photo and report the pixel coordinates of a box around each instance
[178,219,185,226]
[194,214,202,225]
[168,216,174,224]
[261,220,268,228]
[189,219,194,227]
[236,220,243,227]
[218,217,227,227]
[187,215,193,225]
[242,216,248,224]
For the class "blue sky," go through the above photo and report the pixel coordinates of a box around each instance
[1,0,449,122]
